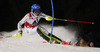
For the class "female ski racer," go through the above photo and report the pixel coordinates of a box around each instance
[12,4,63,44]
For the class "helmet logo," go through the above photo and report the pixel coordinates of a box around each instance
[32,4,40,10]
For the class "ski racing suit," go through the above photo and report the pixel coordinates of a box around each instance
[18,12,62,44]
[18,12,49,35]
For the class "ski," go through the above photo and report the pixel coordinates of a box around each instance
[42,41,77,46]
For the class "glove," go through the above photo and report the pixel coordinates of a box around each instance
[18,30,22,34]
[45,16,56,21]
[12,34,22,38]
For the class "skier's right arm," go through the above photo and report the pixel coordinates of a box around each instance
[17,14,29,33]
[13,14,29,38]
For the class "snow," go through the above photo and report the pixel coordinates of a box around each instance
[0,25,100,52]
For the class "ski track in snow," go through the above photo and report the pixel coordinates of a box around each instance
[0,25,100,52]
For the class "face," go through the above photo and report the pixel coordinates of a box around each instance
[33,12,39,16]
[33,9,40,16]
[80,39,84,44]
[90,42,94,47]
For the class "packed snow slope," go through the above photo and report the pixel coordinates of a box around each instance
[0,25,100,52]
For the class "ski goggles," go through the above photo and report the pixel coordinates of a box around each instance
[33,9,41,14]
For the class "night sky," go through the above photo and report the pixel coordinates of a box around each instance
[0,0,100,47]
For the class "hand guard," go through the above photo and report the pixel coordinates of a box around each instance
[12,34,22,38]
[12,30,22,38]
[45,16,53,21]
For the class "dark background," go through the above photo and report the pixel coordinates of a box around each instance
[0,0,100,47]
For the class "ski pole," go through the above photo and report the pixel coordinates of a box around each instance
[49,0,54,43]
[54,18,94,24]
[0,34,21,39]
[0,36,12,39]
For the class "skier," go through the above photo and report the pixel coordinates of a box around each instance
[12,4,63,44]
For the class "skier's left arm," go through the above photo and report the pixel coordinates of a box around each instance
[40,13,55,21]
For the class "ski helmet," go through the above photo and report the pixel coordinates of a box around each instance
[31,4,40,10]
[31,4,41,13]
